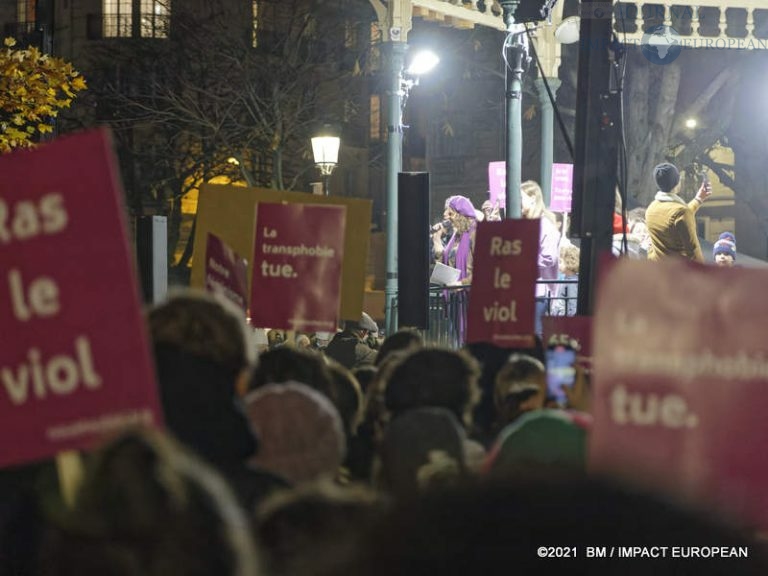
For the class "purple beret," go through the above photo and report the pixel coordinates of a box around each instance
[448,196,477,219]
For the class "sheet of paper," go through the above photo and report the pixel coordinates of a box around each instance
[430,262,461,286]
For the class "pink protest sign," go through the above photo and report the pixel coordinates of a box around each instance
[205,233,248,313]
[542,315,593,371]
[550,163,573,213]
[466,219,539,347]
[250,202,346,332]
[0,129,162,468]
[590,258,768,529]
[488,161,506,207]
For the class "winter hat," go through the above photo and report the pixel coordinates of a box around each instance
[653,162,680,193]
[245,382,346,484]
[448,196,477,219]
[482,409,591,476]
[713,232,736,260]
[379,407,467,497]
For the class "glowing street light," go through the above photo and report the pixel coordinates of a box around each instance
[311,124,341,195]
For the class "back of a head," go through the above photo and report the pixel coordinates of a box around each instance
[41,429,258,576]
[147,290,257,464]
[148,290,253,375]
[337,476,766,576]
[245,382,346,485]
[484,410,589,478]
[378,407,467,498]
[250,346,335,401]
[325,361,364,437]
[375,330,424,367]
[385,348,480,427]
[256,483,383,576]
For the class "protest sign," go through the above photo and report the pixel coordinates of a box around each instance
[590,258,768,529]
[190,184,370,321]
[250,202,346,332]
[550,163,573,213]
[205,233,248,313]
[542,315,593,371]
[488,161,506,207]
[0,129,162,468]
[466,219,538,346]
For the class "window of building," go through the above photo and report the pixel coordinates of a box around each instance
[103,0,169,38]
[16,0,34,23]
[252,1,258,47]
[370,94,381,142]
[140,0,169,38]
[103,0,132,37]
[368,22,381,72]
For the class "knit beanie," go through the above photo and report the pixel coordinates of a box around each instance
[653,162,680,193]
[713,232,736,260]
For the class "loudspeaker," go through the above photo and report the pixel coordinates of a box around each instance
[136,216,168,304]
[510,0,559,23]
[570,4,621,314]
[397,172,430,329]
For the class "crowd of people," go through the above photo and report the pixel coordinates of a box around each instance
[427,162,735,334]
[0,287,766,574]
[0,161,756,575]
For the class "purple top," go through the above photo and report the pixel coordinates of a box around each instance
[537,216,560,297]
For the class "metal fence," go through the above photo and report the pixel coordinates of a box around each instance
[391,279,579,348]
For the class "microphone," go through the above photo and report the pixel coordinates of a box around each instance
[431,219,450,232]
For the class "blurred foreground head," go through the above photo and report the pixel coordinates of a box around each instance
[41,429,259,576]
[147,290,258,464]
[333,476,767,576]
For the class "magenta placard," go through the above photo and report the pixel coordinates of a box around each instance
[466,220,539,347]
[550,163,573,213]
[488,161,506,207]
[205,233,248,313]
[591,258,768,529]
[542,315,593,371]
[250,202,346,332]
[0,129,162,468]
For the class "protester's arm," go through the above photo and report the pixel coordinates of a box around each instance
[462,231,476,285]
[432,229,445,261]
[676,210,704,262]
[538,218,559,273]
[688,180,712,213]
[563,365,591,413]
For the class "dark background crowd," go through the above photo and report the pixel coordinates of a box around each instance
[0,289,765,576]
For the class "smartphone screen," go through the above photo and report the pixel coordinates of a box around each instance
[546,345,577,405]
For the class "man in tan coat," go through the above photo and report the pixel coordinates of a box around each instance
[645,162,711,262]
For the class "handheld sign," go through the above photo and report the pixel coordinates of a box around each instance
[488,161,506,207]
[205,233,248,313]
[591,258,768,529]
[550,163,573,213]
[466,219,538,347]
[250,202,346,332]
[0,129,162,469]
[542,315,593,371]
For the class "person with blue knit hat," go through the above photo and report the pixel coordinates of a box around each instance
[645,162,712,262]
[713,232,737,267]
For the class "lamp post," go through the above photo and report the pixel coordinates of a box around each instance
[383,47,439,335]
[500,0,528,219]
[311,125,341,195]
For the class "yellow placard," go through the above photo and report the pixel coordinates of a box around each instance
[190,184,371,322]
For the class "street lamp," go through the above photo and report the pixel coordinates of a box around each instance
[384,46,439,335]
[311,125,340,195]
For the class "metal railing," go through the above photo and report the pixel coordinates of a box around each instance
[391,279,579,348]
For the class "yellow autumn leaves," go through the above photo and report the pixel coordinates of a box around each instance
[0,37,87,153]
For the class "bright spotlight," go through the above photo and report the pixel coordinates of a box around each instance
[685,118,698,129]
[406,50,439,76]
